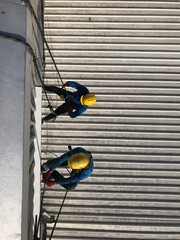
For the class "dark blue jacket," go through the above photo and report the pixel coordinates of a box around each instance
[67,81,89,118]
[49,147,94,185]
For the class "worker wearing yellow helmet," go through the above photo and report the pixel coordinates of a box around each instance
[42,146,93,190]
[42,81,96,123]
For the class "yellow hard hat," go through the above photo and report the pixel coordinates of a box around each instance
[68,152,89,169]
[80,93,96,107]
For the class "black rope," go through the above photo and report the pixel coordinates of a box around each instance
[41,149,71,240]
[24,0,68,114]
[33,59,54,112]
[49,189,68,240]
[36,183,46,234]
[44,38,65,87]
[34,127,46,217]
[24,0,66,88]
[33,215,39,240]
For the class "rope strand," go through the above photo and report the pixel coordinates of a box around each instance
[49,189,68,240]
[24,0,66,88]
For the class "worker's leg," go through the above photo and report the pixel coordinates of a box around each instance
[61,182,78,191]
[44,85,67,97]
[61,170,79,190]
[42,103,73,122]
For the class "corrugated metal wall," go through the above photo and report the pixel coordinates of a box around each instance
[42,1,180,239]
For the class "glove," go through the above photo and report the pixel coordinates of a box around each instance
[46,179,55,187]
[43,171,51,182]
[42,172,55,187]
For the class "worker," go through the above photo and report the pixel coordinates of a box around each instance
[42,81,96,123]
[41,146,94,190]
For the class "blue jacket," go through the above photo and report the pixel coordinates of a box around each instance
[67,81,89,118]
[49,147,94,185]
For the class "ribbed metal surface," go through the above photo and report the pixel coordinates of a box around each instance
[42,1,180,239]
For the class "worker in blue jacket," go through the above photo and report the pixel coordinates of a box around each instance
[42,146,94,190]
[42,81,96,123]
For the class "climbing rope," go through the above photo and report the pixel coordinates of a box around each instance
[41,139,71,240]
[34,130,71,239]
[23,0,66,88]
[23,0,71,116]
[49,189,69,240]
[41,144,71,240]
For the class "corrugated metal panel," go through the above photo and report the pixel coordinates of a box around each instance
[42,1,180,239]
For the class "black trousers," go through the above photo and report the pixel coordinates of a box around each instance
[44,85,68,97]
[43,85,72,121]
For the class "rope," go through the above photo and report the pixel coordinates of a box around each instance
[37,183,46,233]
[48,189,68,240]
[34,129,71,240]
[33,59,54,112]
[41,145,71,240]
[44,38,65,87]
[34,127,47,238]
[24,0,69,115]
[39,146,71,240]
[47,162,72,240]
[23,0,66,88]
[42,147,59,159]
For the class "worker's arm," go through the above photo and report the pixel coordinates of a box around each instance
[55,167,93,185]
[68,106,87,118]
[66,81,89,93]
[48,154,69,173]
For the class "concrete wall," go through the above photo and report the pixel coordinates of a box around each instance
[0,1,42,239]
[0,2,26,239]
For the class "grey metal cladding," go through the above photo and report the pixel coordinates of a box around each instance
[42,1,180,239]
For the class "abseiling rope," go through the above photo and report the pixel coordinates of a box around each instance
[24,0,69,115]
[48,189,69,240]
[24,0,66,88]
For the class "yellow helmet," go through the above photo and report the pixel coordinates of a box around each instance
[80,93,96,107]
[68,152,89,170]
